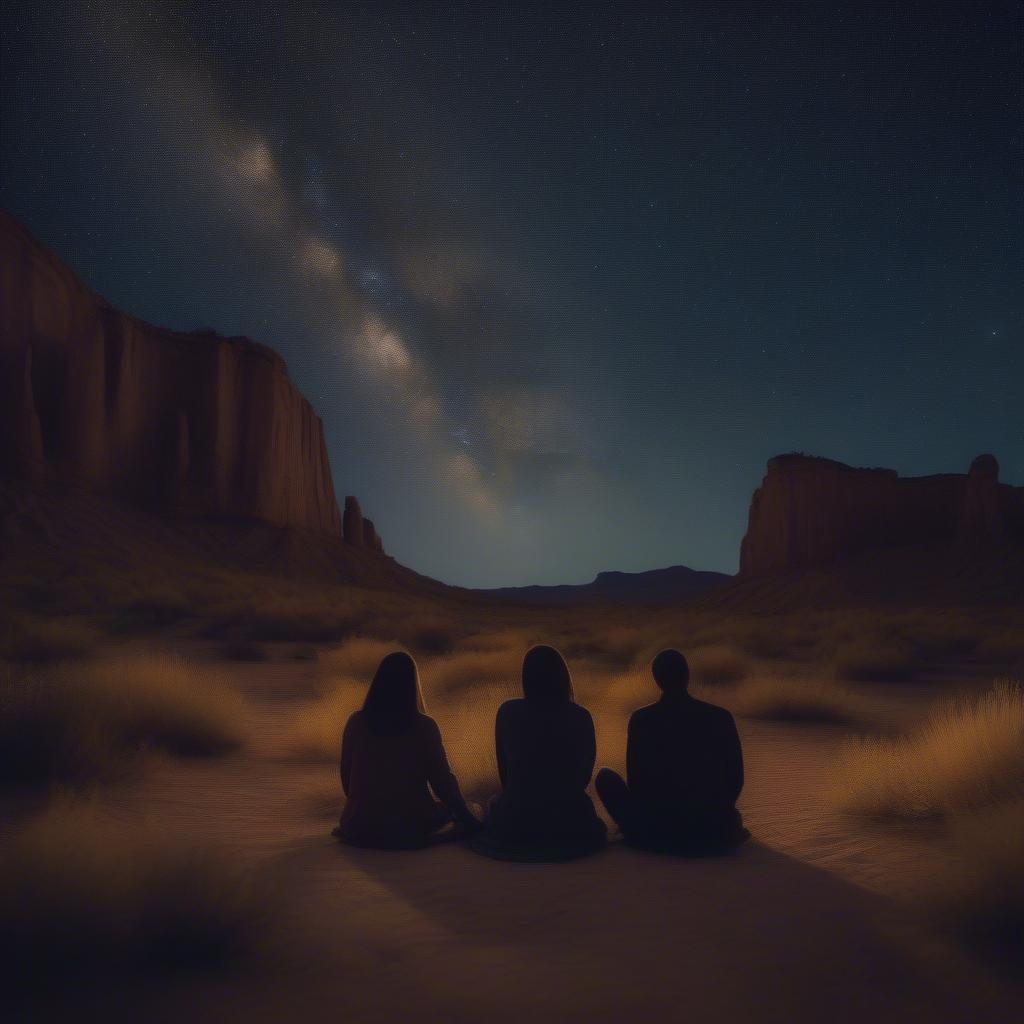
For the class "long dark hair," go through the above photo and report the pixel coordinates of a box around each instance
[521,645,574,705]
[362,651,425,735]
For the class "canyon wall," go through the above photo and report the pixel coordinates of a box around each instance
[739,453,1022,576]
[0,209,382,548]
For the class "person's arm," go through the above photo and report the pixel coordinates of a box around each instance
[495,703,509,790]
[722,713,744,805]
[339,713,357,796]
[425,719,479,828]
[625,713,641,792]
[574,708,597,790]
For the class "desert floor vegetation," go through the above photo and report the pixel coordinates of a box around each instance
[686,644,751,685]
[0,798,270,990]
[830,680,1024,821]
[0,655,247,786]
[830,677,1024,957]
[832,639,917,683]
[0,614,101,664]
[728,674,872,725]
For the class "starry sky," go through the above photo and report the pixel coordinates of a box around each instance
[2,1,1021,586]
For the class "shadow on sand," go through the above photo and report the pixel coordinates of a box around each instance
[277,836,1015,1024]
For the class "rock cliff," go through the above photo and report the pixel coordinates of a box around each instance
[739,452,1022,576]
[0,209,383,549]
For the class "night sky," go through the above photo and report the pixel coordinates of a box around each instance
[2,2,1021,586]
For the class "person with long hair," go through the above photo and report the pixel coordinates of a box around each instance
[471,645,606,861]
[334,651,479,849]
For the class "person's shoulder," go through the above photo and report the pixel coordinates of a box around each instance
[629,702,661,726]
[569,701,594,723]
[497,698,525,718]
[689,697,736,724]
[416,712,442,735]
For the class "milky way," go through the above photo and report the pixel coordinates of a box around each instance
[2,2,1020,585]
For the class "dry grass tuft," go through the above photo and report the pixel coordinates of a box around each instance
[562,625,645,669]
[420,648,519,696]
[432,682,518,803]
[687,645,751,685]
[317,637,403,690]
[0,798,270,988]
[0,656,247,786]
[730,675,871,724]
[832,640,916,682]
[220,639,269,662]
[830,681,1024,820]
[288,678,365,761]
[0,616,101,663]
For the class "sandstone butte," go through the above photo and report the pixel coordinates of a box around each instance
[739,452,1024,576]
[0,208,382,553]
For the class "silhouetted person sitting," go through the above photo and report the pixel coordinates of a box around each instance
[470,645,606,862]
[595,649,749,856]
[334,651,479,849]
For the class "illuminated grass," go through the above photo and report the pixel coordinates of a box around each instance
[831,681,1024,819]
[0,655,246,786]
[0,798,270,988]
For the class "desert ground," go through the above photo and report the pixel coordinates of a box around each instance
[2,572,1023,1023]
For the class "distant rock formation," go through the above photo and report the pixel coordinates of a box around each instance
[483,565,729,606]
[0,208,384,550]
[739,452,1024,576]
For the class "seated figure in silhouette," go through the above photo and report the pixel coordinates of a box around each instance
[470,645,607,862]
[595,649,749,855]
[334,651,479,849]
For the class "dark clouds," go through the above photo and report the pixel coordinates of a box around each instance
[2,1,1021,585]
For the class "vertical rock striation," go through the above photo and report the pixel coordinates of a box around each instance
[0,208,384,550]
[739,453,1021,576]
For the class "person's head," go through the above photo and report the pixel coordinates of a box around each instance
[362,651,425,735]
[651,649,690,695]
[521,644,574,705]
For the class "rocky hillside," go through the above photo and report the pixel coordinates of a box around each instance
[739,452,1024,577]
[0,209,383,552]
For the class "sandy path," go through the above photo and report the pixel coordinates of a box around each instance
[19,656,1022,1023]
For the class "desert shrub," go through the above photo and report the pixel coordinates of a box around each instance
[317,637,403,689]
[421,649,519,696]
[922,801,1024,958]
[0,656,246,786]
[201,606,356,644]
[729,675,870,724]
[288,679,365,760]
[561,624,645,669]
[462,627,534,654]
[830,681,1024,819]
[687,645,750,685]
[433,682,517,803]
[0,798,269,990]
[898,617,982,662]
[0,616,100,663]
[833,640,916,682]
[405,624,457,655]
[976,630,1024,669]
[220,639,269,662]
[106,593,192,633]
[738,622,816,660]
